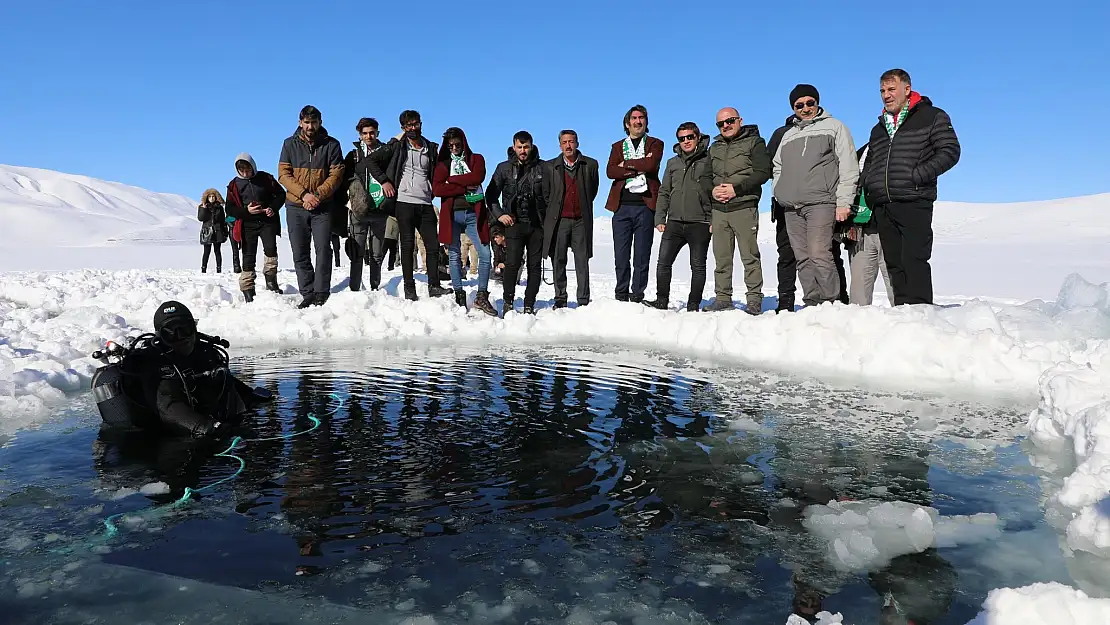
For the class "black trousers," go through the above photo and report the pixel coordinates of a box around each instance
[240,222,279,272]
[874,201,934,305]
[655,221,711,307]
[503,222,544,308]
[201,243,222,270]
[229,238,242,271]
[395,202,441,292]
[286,206,334,298]
[552,217,590,305]
[349,213,388,291]
[773,203,848,304]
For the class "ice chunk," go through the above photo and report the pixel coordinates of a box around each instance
[1056,273,1109,312]
[140,481,170,496]
[965,582,1110,624]
[803,500,1001,572]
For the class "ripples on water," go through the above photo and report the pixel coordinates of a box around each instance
[0,345,1069,624]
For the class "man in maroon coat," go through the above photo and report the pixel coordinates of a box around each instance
[605,105,664,303]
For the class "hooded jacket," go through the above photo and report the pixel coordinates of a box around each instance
[363,134,441,210]
[861,92,961,205]
[772,108,859,209]
[432,129,489,245]
[197,188,228,244]
[225,153,285,232]
[656,135,712,225]
[703,125,770,212]
[604,135,664,211]
[277,126,345,209]
[487,144,546,228]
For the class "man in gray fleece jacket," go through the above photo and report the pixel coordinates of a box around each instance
[644,122,712,312]
[772,84,858,307]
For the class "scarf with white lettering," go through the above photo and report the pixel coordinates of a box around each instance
[621,137,648,193]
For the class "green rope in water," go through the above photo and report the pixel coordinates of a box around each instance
[101,393,343,539]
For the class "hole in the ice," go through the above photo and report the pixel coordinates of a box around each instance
[0,345,1093,624]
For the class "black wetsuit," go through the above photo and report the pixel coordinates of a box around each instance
[123,340,250,436]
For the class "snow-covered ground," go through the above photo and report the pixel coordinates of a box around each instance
[2,164,1110,623]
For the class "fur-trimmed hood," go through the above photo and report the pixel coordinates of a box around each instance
[200,188,224,205]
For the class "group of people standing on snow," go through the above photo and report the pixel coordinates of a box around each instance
[197,68,959,315]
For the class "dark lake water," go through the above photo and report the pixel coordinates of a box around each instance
[0,345,1089,624]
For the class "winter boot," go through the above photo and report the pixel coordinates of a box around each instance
[403,282,418,301]
[643,298,668,310]
[745,295,764,316]
[630,294,644,304]
[523,306,536,315]
[216,264,222,274]
[428,284,451,298]
[501,301,513,317]
[454,289,468,309]
[233,259,242,273]
[702,297,734,312]
[243,288,255,303]
[313,292,329,306]
[264,273,280,293]
[297,294,315,309]
[474,290,498,317]
[776,294,795,314]
[201,263,207,274]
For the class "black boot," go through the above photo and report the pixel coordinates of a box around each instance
[201,264,207,274]
[454,289,468,309]
[216,263,222,274]
[264,274,280,293]
[313,292,329,306]
[474,291,497,317]
[643,298,668,310]
[243,289,255,303]
[428,284,451,297]
[297,294,315,309]
[502,301,513,317]
[776,294,795,313]
[233,261,242,273]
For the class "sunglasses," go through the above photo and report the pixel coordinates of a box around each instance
[794,99,817,110]
[448,142,464,149]
[715,117,739,128]
[677,134,697,142]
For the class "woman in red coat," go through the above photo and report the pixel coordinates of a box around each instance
[432,127,496,316]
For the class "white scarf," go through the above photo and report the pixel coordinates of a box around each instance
[622,136,648,193]
[450,153,484,200]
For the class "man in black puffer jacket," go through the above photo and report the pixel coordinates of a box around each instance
[862,69,960,306]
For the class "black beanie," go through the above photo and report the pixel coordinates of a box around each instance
[789,84,820,106]
[154,300,195,333]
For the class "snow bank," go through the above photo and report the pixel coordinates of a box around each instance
[966,582,1110,624]
[0,164,197,246]
[802,500,1002,572]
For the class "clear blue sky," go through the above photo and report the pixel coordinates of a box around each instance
[3,0,1108,210]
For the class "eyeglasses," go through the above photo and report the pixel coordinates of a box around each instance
[715,117,739,128]
[677,134,697,142]
[794,99,817,110]
[448,142,464,149]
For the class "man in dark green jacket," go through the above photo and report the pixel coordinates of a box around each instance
[702,107,771,314]
[645,122,712,312]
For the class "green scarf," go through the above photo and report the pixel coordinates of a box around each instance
[362,144,386,207]
[853,146,872,224]
[883,103,909,138]
[450,153,484,203]
[621,137,648,193]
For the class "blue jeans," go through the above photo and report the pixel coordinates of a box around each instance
[449,210,490,291]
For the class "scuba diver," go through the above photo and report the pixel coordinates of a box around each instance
[91,300,272,437]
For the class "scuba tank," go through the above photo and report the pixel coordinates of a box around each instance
[91,338,156,429]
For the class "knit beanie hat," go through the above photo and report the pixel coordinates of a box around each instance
[789,84,820,106]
